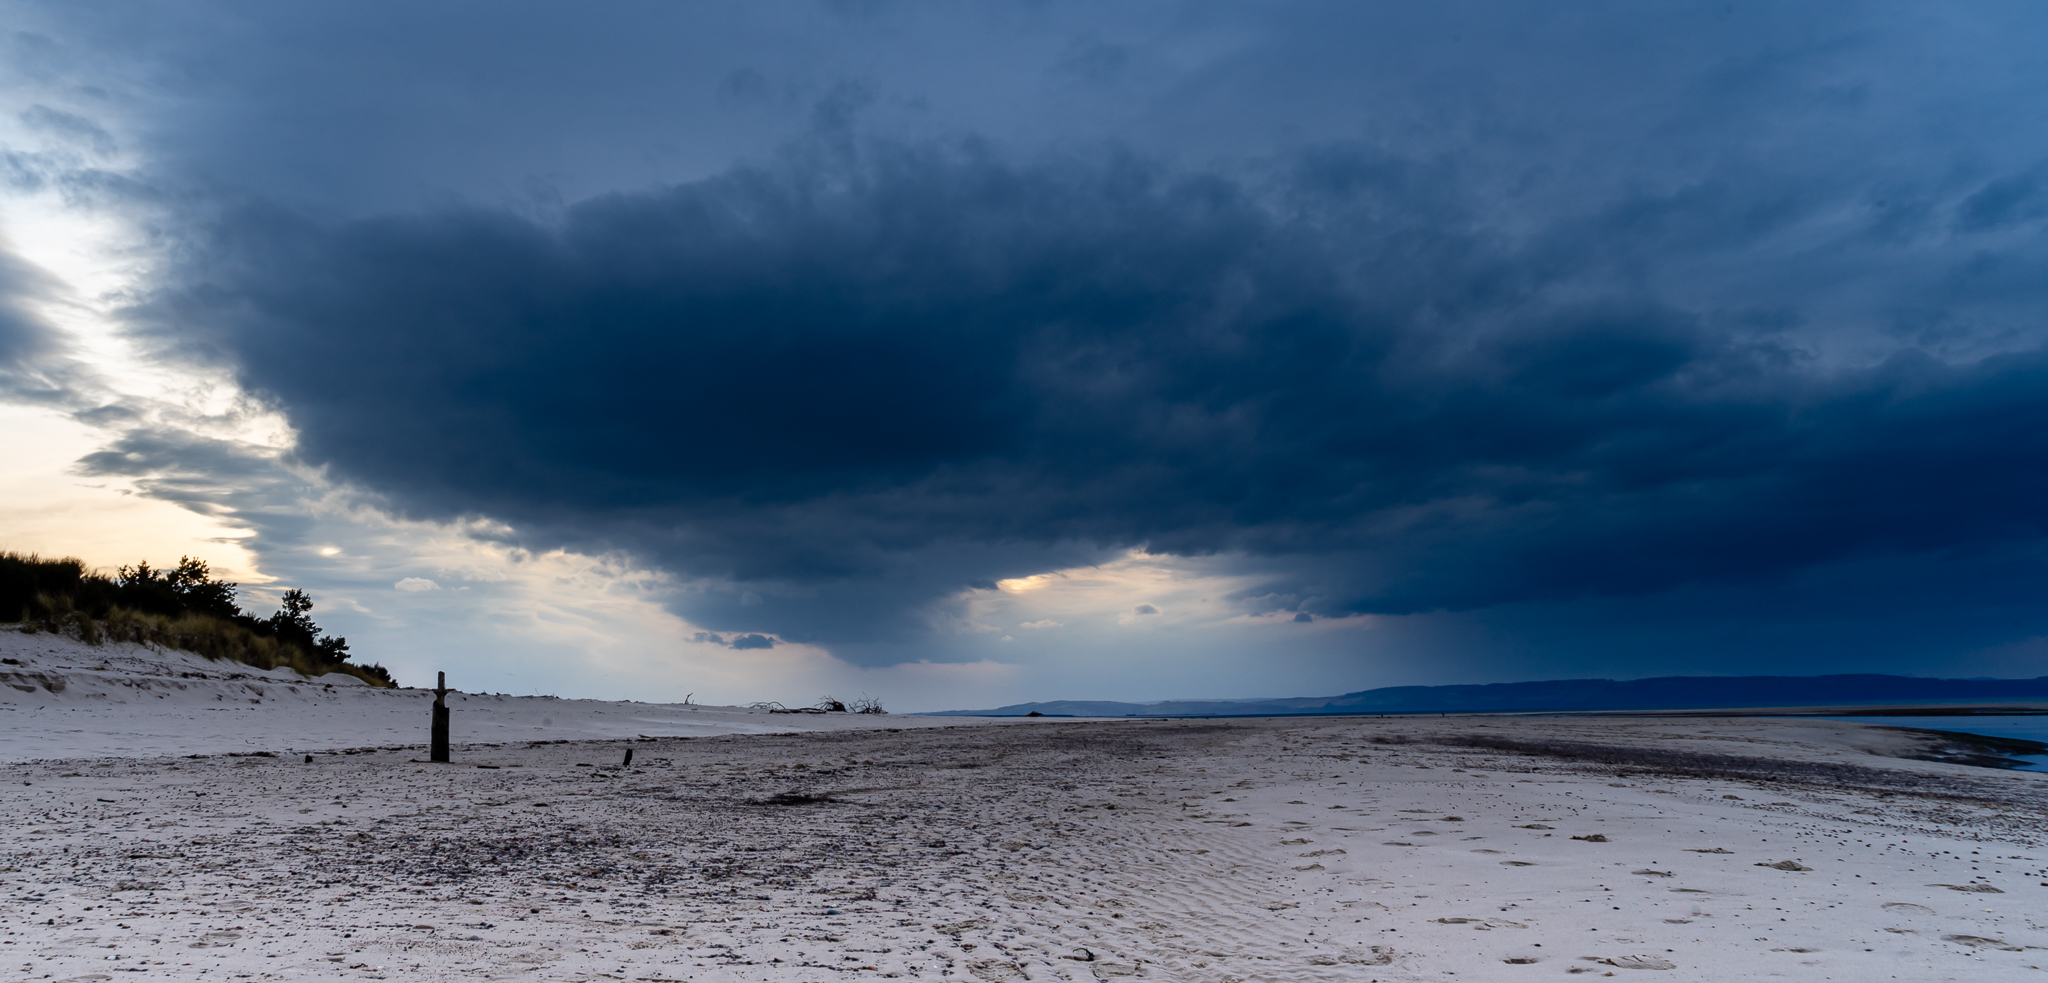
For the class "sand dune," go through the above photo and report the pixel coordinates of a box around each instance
[3,627,2046,981]
[0,627,993,761]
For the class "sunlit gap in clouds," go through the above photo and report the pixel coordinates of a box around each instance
[942,549,1382,706]
[978,548,1373,633]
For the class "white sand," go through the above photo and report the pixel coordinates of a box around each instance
[3,627,2046,981]
[0,627,997,761]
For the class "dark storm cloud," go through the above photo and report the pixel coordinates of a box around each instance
[143,133,2048,647]
[2,0,2028,667]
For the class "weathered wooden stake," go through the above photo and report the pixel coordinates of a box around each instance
[431,670,451,763]
[622,748,634,768]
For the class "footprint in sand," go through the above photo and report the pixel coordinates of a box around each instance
[1593,954,1677,970]
[969,960,1028,982]
[1755,860,1811,871]
[1436,917,1528,929]
[1944,935,2021,950]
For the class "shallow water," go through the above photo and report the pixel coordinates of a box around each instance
[1831,714,2048,771]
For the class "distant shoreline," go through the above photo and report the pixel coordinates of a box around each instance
[922,700,2048,719]
[923,673,2048,719]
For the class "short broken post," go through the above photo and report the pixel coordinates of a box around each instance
[431,670,451,763]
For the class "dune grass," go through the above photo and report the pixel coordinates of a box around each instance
[17,599,394,686]
[4,551,394,686]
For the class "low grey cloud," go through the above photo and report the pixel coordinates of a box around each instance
[0,243,72,403]
[18,104,116,157]
[691,632,776,650]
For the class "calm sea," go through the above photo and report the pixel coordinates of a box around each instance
[1829,715,2048,772]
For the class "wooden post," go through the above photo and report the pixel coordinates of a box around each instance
[431,671,451,763]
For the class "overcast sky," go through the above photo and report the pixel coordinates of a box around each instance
[4,2,2048,709]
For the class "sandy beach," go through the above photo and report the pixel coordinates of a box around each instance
[4,630,2047,981]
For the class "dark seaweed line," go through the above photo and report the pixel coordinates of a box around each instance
[1435,733,2048,813]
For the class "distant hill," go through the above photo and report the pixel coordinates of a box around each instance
[922,674,2048,717]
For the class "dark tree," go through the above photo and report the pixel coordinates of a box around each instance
[264,588,352,663]
[265,588,320,652]
[114,556,241,620]
[315,634,351,662]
